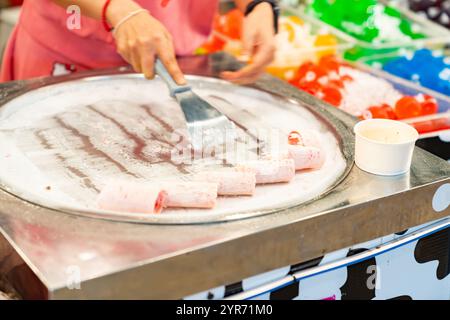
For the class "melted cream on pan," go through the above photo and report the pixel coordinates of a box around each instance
[0,76,347,222]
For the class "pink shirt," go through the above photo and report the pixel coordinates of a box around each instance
[1,0,218,81]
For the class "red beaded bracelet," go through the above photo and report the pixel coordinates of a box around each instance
[102,0,114,32]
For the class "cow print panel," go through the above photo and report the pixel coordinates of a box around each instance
[269,256,323,300]
[387,295,413,300]
[416,137,450,160]
[340,248,377,300]
[269,281,299,300]
[289,256,324,274]
[395,230,408,236]
[224,282,243,297]
[414,227,450,280]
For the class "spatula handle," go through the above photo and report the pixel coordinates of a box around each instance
[155,59,191,97]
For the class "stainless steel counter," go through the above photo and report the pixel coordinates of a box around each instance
[0,53,449,299]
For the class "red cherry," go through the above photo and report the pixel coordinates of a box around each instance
[380,104,397,119]
[289,78,299,87]
[318,55,340,73]
[420,95,438,115]
[300,81,321,95]
[213,9,243,40]
[366,106,385,119]
[294,62,315,82]
[328,79,344,89]
[311,64,328,79]
[365,104,396,119]
[322,87,342,106]
[195,35,226,54]
[341,75,353,82]
[288,131,301,145]
[394,96,423,119]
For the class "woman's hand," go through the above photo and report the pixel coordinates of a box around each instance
[221,2,276,84]
[108,0,186,84]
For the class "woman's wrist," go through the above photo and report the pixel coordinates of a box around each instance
[244,0,279,33]
[106,0,142,27]
[249,2,273,16]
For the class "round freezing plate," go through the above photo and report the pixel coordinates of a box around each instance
[0,74,348,224]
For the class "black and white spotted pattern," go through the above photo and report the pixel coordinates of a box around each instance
[185,186,450,300]
[185,225,450,299]
[416,133,450,162]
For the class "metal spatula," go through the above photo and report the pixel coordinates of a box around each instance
[155,59,236,151]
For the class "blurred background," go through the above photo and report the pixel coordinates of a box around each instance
[1,0,449,160]
[0,0,21,58]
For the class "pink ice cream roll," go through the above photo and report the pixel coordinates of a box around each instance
[161,182,218,209]
[238,159,296,184]
[288,145,326,170]
[194,170,256,196]
[288,129,321,149]
[97,181,167,214]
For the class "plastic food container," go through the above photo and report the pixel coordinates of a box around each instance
[353,61,450,137]
[387,0,450,29]
[293,1,450,61]
[266,7,355,80]
[200,2,355,80]
[284,53,450,138]
[354,119,419,176]
[402,112,450,139]
[359,47,449,96]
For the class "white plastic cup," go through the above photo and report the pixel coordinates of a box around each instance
[354,119,419,176]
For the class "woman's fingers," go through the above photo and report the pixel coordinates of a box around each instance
[157,42,186,85]
[116,38,131,65]
[129,41,143,73]
[221,2,276,84]
[221,69,260,85]
[115,29,142,73]
[141,50,155,79]
[112,11,185,83]
[223,73,261,85]
[221,41,275,84]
